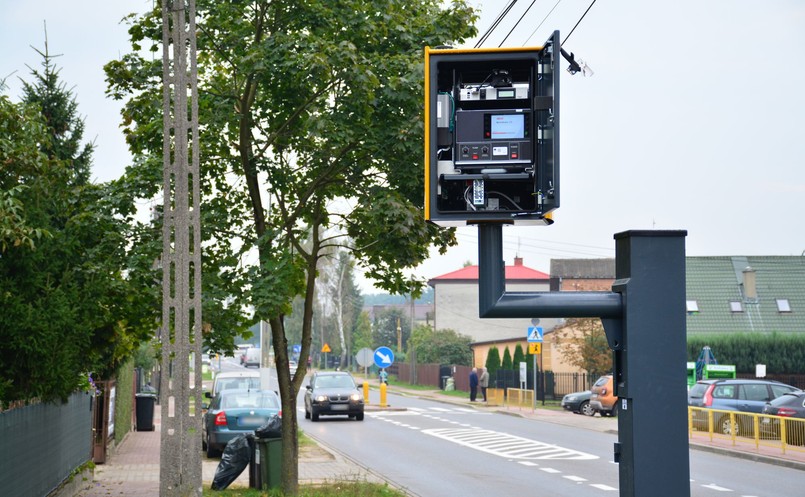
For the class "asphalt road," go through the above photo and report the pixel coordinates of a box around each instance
[298,389,803,497]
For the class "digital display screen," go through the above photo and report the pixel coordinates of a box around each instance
[490,114,525,140]
[496,89,515,99]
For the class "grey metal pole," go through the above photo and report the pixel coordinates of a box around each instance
[611,230,689,497]
[476,225,690,497]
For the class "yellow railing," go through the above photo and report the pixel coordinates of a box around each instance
[688,406,805,455]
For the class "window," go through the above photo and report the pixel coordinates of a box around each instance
[776,299,792,313]
[729,301,743,313]
[686,300,699,313]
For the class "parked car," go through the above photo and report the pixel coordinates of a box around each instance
[590,374,618,417]
[202,389,281,457]
[561,390,595,416]
[761,391,805,445]
[209,370,260,399]
[304,371,364,421]
[289,360,298,376]
[688,379,799,436]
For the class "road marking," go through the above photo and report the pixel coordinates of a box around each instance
[590,484,617,491]
[540,467,561,473]
[563,475,587,482]
[702,483,733,492]
[518,461,539,467]
[422,428,599,461]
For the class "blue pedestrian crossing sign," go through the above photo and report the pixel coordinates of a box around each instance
[527,327,543,342]
[374,346,395,368]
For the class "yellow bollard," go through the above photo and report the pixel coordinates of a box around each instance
[363,381,370,405]
[380,381,388,407]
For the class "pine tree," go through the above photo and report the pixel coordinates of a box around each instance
[485,346,502,375]
[20,35,93,186]
[502,346,513,370]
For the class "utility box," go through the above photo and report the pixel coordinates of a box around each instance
[703,364,736,379]
[424,31,560,226]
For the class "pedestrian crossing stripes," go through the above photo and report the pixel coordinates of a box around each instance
[368,406,490,416]
[422,427,598,461]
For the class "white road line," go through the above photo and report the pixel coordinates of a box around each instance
[590,484,617,491]
[423,428,598,461]
[702,483,733,492]
[518,461,539,467]
[563,475,587,482]
[540,467,561,474]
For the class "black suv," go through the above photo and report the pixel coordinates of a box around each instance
[304,371,364,421]
[688,378,798,435]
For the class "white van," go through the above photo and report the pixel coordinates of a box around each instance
[244,347,261,368]
[210,371,260,397]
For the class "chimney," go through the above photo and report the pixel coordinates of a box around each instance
[513,256,523,266]
[742,266,757,302]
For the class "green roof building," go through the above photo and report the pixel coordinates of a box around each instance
[686,256,805,334]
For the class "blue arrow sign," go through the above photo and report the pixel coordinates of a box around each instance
[527,326,543,342]
[374,346,395,368]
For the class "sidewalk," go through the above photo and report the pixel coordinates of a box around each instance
[78,402,383,497]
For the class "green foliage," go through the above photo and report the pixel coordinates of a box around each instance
[687,333,805,374]
[501,347,513,370]
[1,53,153,403]
[485,347,502,375]
[408,325,472,365]
[512,344,526,370]
[352,312,374,353]
[114,360,135,444]
[553,318,612,377]
[372,308,411,352]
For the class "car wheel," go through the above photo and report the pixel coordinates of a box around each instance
[206,435,221,458]
[718,415,737,436]
[355,412,364,421]
[580,401,595,417]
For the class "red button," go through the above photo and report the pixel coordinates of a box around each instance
[472,154,479,160]
[511,153,518,159]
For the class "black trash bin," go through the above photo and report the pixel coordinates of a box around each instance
[135,393,156,431]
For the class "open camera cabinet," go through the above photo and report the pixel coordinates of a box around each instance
[424,31,560,227]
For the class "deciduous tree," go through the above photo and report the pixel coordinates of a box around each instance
[105,1,477,492]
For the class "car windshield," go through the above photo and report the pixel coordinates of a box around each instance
[221,392,279,409]
[316,375,355,389]
[594,376,608,387]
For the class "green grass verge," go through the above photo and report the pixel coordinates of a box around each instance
[202,481,405,497]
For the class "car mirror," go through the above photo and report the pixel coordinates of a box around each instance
[306,384,312,390]
[357,383,364,388]
[204,391,212,399]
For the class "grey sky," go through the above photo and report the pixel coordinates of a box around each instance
[2,1,804,292]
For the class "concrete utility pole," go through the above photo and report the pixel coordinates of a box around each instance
[159,0,202,495]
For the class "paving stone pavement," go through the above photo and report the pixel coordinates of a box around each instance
[78,403,383,497]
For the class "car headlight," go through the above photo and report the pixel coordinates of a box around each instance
[315,395,328,402]
[566,395,577,401]
[350,393,362,402]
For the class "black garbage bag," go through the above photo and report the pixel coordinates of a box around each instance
[211,434,252,490]
[255,414,282,439]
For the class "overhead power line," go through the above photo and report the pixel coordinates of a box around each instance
[475,0,518,48]
[562,0,598,46]
[498,0,539,47]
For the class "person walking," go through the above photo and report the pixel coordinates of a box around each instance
[479,367,489,402]
[469,367,479,402]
